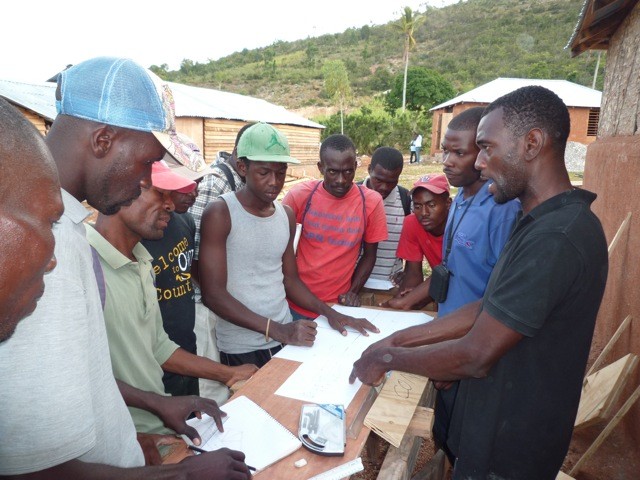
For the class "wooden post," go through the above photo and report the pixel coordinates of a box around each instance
[569,384,640,476]
[607,212,632,257]
[586,315,633,377]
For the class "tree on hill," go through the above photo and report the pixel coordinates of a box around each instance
[394,6,425,112]
[386,66,455,112]
[322,60,352,134]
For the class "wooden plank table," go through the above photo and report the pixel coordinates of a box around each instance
[229,357,372,479]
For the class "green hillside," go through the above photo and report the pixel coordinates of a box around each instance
[151,0,601,114]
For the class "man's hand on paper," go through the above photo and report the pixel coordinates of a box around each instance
[326,309,379,337]
[179,448,252,479]
[380,288,414,310]
[271,319,317,346]
[349,334,399,385]
[154,395,227,446]
[225,364,259,387]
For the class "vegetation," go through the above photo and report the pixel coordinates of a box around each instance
[322,60,352,134]
[395,7,425,112]
[150,0,601,155]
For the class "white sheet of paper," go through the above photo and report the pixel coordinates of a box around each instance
[274,306,433,407]
[363,278,395,291]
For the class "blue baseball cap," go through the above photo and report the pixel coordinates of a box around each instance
[55,56,177,142]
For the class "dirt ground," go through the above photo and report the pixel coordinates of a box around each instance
[350,416,638,480]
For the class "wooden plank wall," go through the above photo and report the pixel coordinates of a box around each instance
[19,107,48,136]
[201,118,322,176]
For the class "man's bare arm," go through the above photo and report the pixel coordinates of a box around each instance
[350,303,523,385]
[199,200,316,347]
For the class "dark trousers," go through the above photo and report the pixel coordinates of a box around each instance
[220,344,283,368]
[432,381,459,465]
[410,151,417,163]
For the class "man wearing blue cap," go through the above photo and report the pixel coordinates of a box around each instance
[0,57,252,479]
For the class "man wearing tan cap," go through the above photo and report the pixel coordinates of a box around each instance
[143,133,212,399]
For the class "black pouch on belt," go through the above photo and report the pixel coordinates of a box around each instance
[428,264,451,303]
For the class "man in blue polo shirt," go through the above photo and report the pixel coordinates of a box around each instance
[433,107,521,464]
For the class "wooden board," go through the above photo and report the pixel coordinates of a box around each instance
[574,353,638,429]
[229,358,372,480]
[556,471,575,479]
[363,371,428,448]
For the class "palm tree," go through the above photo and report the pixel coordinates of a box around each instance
[396,7,425,112]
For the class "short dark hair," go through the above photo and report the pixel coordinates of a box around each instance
[448,106,485,132]
[235,122,256,148]
[320,134,356,160]
[483,86,570,151]
[370,147,404,171]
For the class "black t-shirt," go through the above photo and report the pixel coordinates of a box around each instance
[448,189,608,480]
[142,212,198,396]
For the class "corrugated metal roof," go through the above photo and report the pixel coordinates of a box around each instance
[0,79,57,120]
[0,78,323,129]
[430,77,602,111]
[168,82,323,129]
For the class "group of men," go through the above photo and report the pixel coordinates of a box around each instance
[0,54,608,480]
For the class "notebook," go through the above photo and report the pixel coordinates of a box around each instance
[184,395,302,473]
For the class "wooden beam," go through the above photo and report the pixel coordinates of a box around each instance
[608,212,632,257]
[575,353,638,429]
[364,372,429,448]
[411,449,448,480]
[586,315,633,377]
[406,407,435,438]
[376,429,424,480]
[570,384,640,476]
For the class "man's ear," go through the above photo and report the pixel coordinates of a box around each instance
[317,160,324,174]
[524,128,544,161]
[91,125,118,158]
[237,158,248,176]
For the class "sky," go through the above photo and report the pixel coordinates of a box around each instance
[2,0,457,83]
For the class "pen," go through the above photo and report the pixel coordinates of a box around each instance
[187,445,256,471]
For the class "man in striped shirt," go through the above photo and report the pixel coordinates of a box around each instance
[360,147,412,299]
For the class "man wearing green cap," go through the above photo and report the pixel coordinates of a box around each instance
[199,123,378,367]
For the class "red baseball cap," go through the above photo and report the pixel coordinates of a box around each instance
[151,160,197,193]
[410,174,450,195]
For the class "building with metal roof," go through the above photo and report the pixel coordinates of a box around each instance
[428,77,602,155]
[0,78,324,168]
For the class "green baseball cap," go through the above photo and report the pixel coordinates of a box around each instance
[236,122,300,164]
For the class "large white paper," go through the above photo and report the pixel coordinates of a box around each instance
[274,306,433,407]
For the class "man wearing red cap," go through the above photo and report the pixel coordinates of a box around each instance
[142,134,211,399]
[87,161,257,463]
[384,174,451,310]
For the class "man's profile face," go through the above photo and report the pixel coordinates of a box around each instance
[368,164,402,199]
[118,185,174,241]
[442,128,482,189]
[475,108,526,204]
[0,169,63,342]
[171,188,198,214]
[412,188,450,234]
[91,130,166,215]
[239,160,288,204]
[318,147,357,198]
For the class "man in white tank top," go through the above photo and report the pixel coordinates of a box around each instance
[199,123,379,367]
